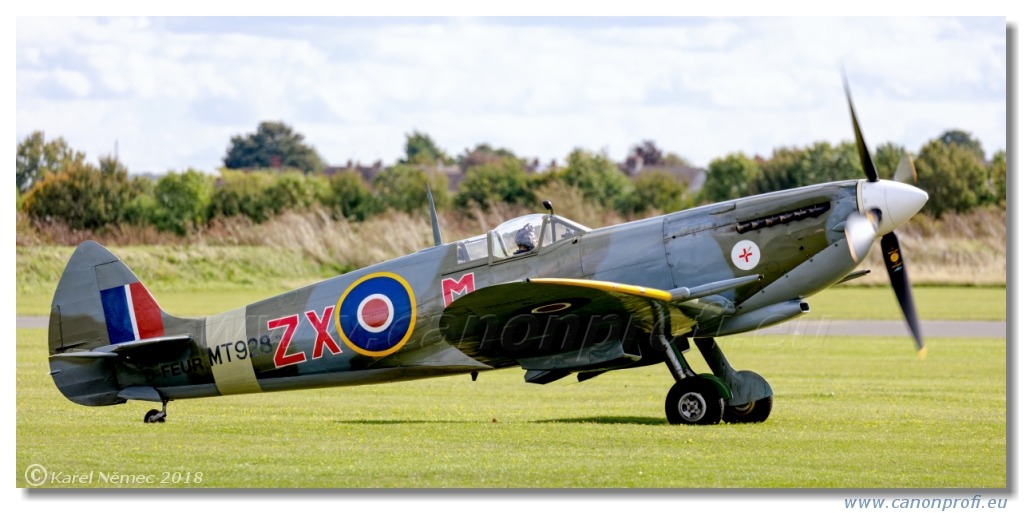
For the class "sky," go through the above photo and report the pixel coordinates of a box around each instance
[14,15,1008,175]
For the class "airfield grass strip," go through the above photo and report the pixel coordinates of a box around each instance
[17,329,1005,488]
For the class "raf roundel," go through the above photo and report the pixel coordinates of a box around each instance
[335,273,417,357]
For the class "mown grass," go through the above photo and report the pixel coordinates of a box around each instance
[807,285,1006,321]
[17,327,1005,488]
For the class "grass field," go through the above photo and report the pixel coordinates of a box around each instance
[17,325,1005,488]
[15,244,1008,489]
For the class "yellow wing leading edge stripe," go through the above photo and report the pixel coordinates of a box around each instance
[528,278,673,302]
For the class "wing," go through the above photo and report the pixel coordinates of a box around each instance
[440,278,701,377]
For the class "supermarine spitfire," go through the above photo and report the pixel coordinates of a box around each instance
[47,83,928,425]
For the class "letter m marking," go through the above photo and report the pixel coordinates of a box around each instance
[442,273,476,307]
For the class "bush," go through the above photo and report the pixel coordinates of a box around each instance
[209,169,277,222]
[327,170,380,221]
[372,164,450,214]
[701,153,759,203]
[22,161,136,230]
[618,170,690,215]
[152,170,215,235]
[559,149,630,209]
[455,157,534,210]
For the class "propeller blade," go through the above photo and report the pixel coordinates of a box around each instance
[880,231,925,357]
[843,76,879,182]
[893,153,918,184]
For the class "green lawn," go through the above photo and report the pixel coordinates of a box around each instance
[806,285,1006,321]
[17,328,1005,488]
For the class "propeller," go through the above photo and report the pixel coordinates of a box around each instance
[894,153,918,184]
[844,77,926,358]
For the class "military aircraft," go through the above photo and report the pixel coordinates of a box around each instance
[46,83,928,425]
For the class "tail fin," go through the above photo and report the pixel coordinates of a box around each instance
[48,241,176,406]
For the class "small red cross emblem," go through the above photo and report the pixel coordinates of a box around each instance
[739,247,754,262]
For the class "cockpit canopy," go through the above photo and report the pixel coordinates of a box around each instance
[455,213,589,265]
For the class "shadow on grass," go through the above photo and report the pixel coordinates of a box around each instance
[332,417,668,425]
[534,416,667,426]
[333,419,480,425]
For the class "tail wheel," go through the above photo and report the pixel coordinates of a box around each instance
[723,396,773,424]
[665,379,724,425]
[144,408,166,423]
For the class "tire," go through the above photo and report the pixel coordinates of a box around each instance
[665,378,724,425]
[723,396,773,424]
[144,409,161,423]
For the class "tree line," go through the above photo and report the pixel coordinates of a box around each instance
[15,121,1005,236]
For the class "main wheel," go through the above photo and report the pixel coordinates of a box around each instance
[665,379,724,425]
[723,396,773,424]
[144,409,161,423]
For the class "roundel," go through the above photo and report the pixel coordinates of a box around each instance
[731,240,761,271]
[335,272,416,357]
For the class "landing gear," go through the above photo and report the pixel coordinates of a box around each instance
[665,378,724,425]
[652,303,773,426]
[723,396,773,424]
[143,400,168,423]
[694,338,773,424]
[652,303,725,425]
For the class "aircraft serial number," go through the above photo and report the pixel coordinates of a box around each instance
[208,336,274,365]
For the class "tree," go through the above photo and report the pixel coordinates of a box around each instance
[618,170,689,215]
[328,170,380,221]
[455,157,534,210]
[209,170,277,222]
[630,140,664,166]
[223,121,326,174]
[402,131,450,166]
[457,143,517,172]
[22,158,135,230]
[559,149,631,209]
[938,129,985,162]
[750,147,803,194]
[264,172,325,215]
[750,142,862,194]
[373,164,450,213]
[872,142,909,180]
[661,152,694,168]
[991,150,1006,207]
[16,131,86,193]
[151,170,214,235]
[701,153,760,203]
[915,138,989,216]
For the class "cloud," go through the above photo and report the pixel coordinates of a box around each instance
[16,16,1007,173]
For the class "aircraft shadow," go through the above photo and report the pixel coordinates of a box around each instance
[534,416,667,426]
[331,417,667,425]
[332,419,479,425]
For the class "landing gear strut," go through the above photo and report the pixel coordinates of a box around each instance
[652,303,773,425]
[144,399,168,424]
[653,303,725,425]
[694,337,773,424]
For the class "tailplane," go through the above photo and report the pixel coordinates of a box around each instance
[48,241,184,406]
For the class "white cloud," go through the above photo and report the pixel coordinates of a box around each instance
[15,16,1007,173]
